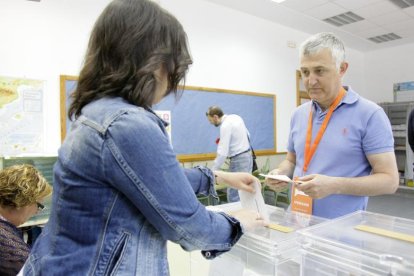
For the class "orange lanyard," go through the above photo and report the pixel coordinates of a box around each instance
[303,87,346,172]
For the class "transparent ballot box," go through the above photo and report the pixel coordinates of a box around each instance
[297,210,414,276]
[190,202,326,276]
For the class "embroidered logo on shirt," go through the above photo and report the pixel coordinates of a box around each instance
[342,128,348,136]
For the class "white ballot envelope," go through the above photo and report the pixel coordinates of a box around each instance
[260,174,305,187]
[259,173,292,183]
[238,180,269,222]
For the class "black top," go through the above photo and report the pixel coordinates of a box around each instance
[0,219,30,276]
[408,108,414,152]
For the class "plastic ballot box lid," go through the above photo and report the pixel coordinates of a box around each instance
[297,210,414,276]
[205,202,326,276]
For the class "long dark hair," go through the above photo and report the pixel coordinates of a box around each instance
[69,0,192,119]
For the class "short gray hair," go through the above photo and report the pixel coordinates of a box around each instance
[299,32,345,71]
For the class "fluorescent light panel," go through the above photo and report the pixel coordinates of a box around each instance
[388,0,414,8]
[323,11,364,27]
[368,33,402,43]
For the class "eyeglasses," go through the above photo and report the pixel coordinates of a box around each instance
[36,202,45,211]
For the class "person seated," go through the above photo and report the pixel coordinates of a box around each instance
[0,164,52,276]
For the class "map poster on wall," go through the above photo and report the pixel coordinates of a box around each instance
[0,76,44,156]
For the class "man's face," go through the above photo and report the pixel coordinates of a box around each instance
[300,48,347,109]
[207,115,220,127]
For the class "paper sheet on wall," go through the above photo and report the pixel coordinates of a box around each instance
[238,180,269,222]
[0,76,45,156]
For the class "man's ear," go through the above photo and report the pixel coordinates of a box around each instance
[339,62,348,76]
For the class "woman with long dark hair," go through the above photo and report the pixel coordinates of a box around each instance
[22,0,265,275]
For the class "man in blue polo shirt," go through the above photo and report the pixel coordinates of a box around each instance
[265,32,399,219]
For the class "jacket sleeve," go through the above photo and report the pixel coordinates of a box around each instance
[183,166,218,200]
[102,112,243,257]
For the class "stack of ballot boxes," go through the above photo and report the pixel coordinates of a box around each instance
[190,202,326,276]
[297,210,414,275]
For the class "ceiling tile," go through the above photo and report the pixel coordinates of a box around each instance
[280,0,330,12]
[386,19,414,31]
[369,10,411,26]
[395,28,414,37]
[354,26,389,38]
[353,1,400,19]
[340,20,378,32]
[304,2,347,19]
[403,6,414,17]
[204,0,414,50]
[333,0,382,11]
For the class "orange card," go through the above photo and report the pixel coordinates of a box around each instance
[291,186,312,215]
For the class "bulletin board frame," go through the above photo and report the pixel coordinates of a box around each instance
[296,70,310,106]
[59,75,78,142]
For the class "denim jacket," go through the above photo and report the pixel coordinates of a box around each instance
[23,97,243,275]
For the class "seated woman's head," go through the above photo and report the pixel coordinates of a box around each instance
[0,164,52,226]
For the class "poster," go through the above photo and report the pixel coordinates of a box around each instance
[0,76,44,156]
[393,81,414,102]
[154,110,172,144]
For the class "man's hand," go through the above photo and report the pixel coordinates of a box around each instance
[294,174,337,199]
[264,169,290,193]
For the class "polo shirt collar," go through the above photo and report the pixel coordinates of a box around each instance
[312,85,359,114]
[342,86,359,105]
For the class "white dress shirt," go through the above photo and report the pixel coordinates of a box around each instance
[213,114,250,170]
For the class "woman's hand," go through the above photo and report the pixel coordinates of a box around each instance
[228,209,268,231]
[214,171,258,193]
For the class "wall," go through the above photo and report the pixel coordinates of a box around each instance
[0,0,111,155]
[364,43,414,104]
[0,0,367,164]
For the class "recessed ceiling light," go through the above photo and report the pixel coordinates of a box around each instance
[323,12,364,27]
[367,33,402,44]
[388,0,414,9]
[270,0,287,3]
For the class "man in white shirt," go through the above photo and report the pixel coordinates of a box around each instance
[206,106,253,202]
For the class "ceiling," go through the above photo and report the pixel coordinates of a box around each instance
[205,0,414,52]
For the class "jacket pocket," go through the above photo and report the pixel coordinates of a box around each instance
[105,232,130,276]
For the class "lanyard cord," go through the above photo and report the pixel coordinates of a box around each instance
[303,87,346,172]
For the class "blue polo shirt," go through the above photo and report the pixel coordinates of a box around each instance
[287,86,394,219]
